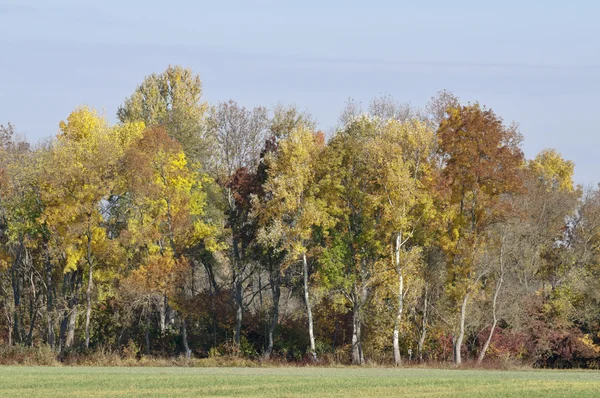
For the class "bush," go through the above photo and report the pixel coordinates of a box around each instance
[0,345,59,366]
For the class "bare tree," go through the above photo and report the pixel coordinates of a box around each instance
[368,94,419,123]
[424,89,459,129]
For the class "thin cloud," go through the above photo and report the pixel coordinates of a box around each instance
[0,3,36,15]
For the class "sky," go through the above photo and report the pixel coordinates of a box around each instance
[1,0,599,184]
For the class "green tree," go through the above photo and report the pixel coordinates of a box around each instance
[118,65,209,163]
[318,115,393,364]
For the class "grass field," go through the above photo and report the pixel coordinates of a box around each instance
[0,366,599,397]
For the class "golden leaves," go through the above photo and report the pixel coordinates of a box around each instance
[529,149,575,193]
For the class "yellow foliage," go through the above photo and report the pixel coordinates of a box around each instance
[111,121,146,154]
[579,334,600,354]
[64,245,82,273]
[528,149,575,192]
[58,106,109,142]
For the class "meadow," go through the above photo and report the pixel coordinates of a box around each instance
[0,366,599,397]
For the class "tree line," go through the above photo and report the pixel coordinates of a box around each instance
[1,65,599,368]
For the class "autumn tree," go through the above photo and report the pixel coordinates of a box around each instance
[254,127,327,359]
[39,108,133,350]
[121,126,219,356]
[118,65,209,163]
[436,103,524,365]
[205,101,269,347]
[2,76,600,369]
[319,115,395,364]
[0,124,44,347]
[372,119,435,366]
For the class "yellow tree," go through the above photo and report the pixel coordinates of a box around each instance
[528,149,575,193]
[254,128,327,360]
[525,149,579,291]
[371,119,435,366]
[40,107,141,349]
[122,126,219,356]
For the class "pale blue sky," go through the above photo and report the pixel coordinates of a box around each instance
[1,0,599,183]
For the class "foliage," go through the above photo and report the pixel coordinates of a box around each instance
[1,69,599,370]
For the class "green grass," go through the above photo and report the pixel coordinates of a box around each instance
[0,366,599,397]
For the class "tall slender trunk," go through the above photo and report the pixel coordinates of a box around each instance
[351,260,369,365]
[66,305,77,348]
[453,293,469,365]
[63,270,81,350]
[7,319,12,346]
[4,300,13,346]
[477,318,498,366]
[182,317,191,359]
[45,245,55,349]
[84,229,95,350]
[84,258,93,349]
[264,269,280,359]
[393,233,403,366]
[417,285,429,361]
[204,262,218,349]
[26,271,37,346]
[229,189,244,348]
[27,300,36,346]
[234,274,243,348]
[58,314,67,352]
[302,252,317,361]
[231,232,244,348]
[58,272,70,353]
[145,308,151,355]
[478,243,505,365]
[11,258,21,345]
[351,300,363,365]
[158,295,167,336]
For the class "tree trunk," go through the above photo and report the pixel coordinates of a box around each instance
[3,295,14,346]
[351,304,363,365]
[234,275,243,348]
[478,243,505,366]
[7,320,12,346]
[302,252,317,361]
[145,309,151,355]
[351,265,368,365]
[84,260,93,349]
[26,291,37,346]
[23,248,36,347]
[158,295,167,336]
[393,233,403,366]
[45,246,55,349]
[58,313,67,352]
[63,270,81,350]
[66,305,77,348]
[453,293,469,366]
[11,260,21,345]
[417,285,429,362]
[478,318,498,365]
[181,317,191,359]
[264,270,281,359]
[231,231,244,348]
